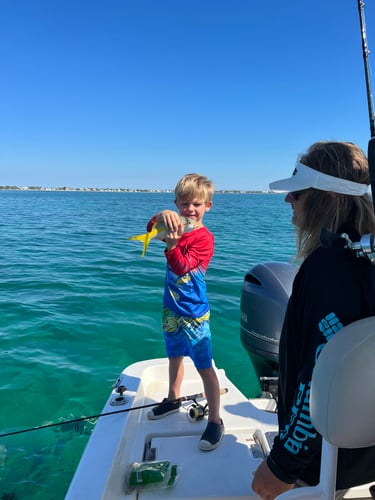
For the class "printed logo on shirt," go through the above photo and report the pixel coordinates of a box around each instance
[315,312,343,361]
[280,381,317,455]
[280,312,343,457]
[176,275,191,285]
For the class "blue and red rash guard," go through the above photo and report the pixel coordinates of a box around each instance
[267,229,375,489]
[147,215,214,318]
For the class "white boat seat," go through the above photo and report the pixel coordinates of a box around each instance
[276,316,375,500]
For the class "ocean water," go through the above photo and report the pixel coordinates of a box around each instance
[0,190,296,499]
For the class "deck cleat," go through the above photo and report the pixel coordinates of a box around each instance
[110,375,129,405]
[113,374,127,394]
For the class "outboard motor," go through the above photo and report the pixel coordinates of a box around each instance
[240,262,298,381]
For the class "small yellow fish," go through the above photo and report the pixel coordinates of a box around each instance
[128,216,196,257]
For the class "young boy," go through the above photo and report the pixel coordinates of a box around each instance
[147,173,224,451]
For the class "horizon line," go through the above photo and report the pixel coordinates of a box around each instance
[0,185,272,194]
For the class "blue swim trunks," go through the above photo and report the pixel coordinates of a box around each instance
[162,307,212,370]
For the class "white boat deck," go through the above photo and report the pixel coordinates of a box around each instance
[65,358,373,499]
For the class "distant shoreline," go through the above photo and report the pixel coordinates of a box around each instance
[0,186,270,194]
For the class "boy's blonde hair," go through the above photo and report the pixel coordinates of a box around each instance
[175,173,215,203]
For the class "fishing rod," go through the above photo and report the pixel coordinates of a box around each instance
[0,388,228,439]
[330,2,375,261]
[357,0,375,212]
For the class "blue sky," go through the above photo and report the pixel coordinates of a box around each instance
[1,0,374,191]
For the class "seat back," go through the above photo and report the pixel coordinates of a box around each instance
[310,316,375,448]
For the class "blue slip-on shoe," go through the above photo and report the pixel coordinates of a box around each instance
[199,419,224,451]
[148,398,181,420]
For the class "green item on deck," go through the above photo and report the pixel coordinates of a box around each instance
[126,460,179,491]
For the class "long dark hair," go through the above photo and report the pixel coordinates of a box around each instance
[295,141,375,259]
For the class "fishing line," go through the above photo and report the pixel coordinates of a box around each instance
[0,388,228,439]
[357,0,375,212]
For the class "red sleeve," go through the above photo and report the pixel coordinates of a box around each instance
[164,229,214,276]
[146,214,159,232]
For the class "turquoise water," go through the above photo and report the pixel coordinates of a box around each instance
[0,191,295,499]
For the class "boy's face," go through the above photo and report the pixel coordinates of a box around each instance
[174,197,212,226]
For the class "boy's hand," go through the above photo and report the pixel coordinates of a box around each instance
[165,231,183,251]
[158,210,184,233]
[157,210,184,251]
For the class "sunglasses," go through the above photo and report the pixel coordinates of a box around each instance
[287,189,309,202]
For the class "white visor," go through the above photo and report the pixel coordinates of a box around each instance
[269,163,369,196]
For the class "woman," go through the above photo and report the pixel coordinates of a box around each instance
[252,141,375,499]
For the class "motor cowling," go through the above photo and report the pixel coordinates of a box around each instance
[240,261,298,379]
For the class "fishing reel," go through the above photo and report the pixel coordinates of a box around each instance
[186,399,208,422]
[321,229,375,263]
[343,233,375,262]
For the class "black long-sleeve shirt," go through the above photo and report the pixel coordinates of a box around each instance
[267,231,375,489]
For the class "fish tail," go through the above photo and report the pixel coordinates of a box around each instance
[128,229,158,257]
